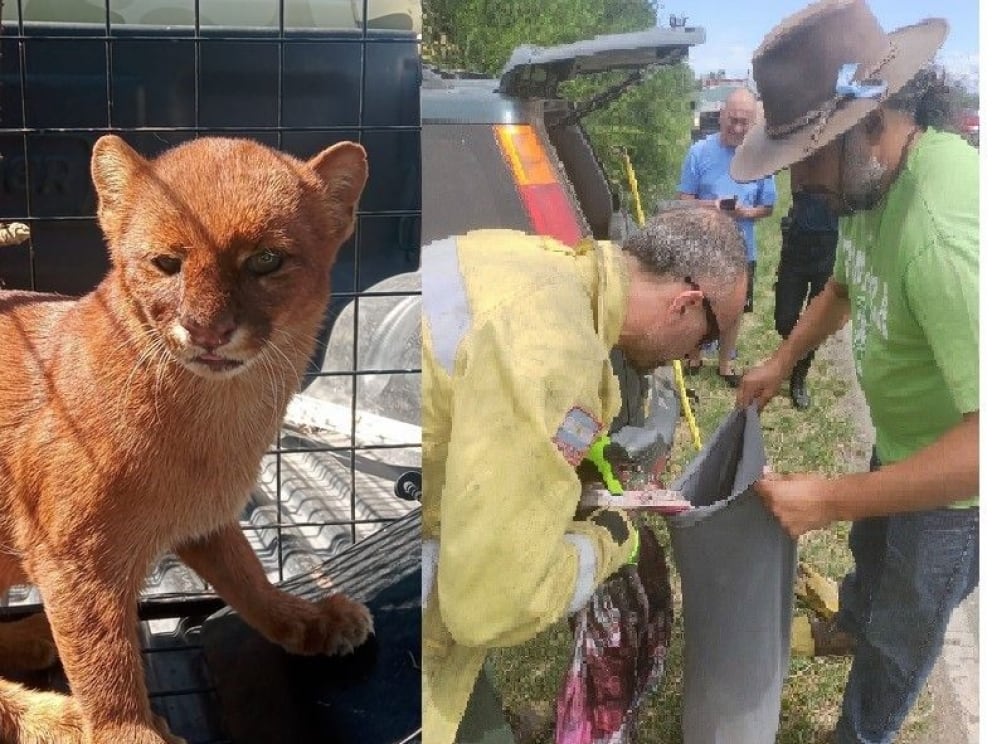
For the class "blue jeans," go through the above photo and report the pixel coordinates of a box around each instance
[833,461,979,743]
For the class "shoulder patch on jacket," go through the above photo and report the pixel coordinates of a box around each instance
[553,407,602,466]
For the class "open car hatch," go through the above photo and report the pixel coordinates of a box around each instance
[499,25,706,99]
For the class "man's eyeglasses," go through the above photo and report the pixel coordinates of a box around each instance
[685,277,720,346]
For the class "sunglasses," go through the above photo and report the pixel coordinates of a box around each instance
[685,277,721,346]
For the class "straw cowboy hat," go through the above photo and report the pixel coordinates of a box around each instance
[730,0,948,182]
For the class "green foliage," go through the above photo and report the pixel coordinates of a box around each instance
[567,64,696,210]
[423,0,695,217]
[423,0,657,73]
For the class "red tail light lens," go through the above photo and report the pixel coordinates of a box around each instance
[494,124,583,246]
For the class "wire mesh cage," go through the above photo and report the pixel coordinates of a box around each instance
[0,1,422,740]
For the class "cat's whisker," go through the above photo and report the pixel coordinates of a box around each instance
[262,340,300,416]
[266,341,297,404]
[150,339,174,426]
[272,327,319,355]
[108,324,160,360]
[259,352,284,415]
[118,331,165,420]
[265,338,300,380]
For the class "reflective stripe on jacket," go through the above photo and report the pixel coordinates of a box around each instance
[421,230,637,744]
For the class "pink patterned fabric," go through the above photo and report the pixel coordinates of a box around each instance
[556,525,673,744]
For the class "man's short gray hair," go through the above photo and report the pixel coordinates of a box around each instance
[621,205,746,289]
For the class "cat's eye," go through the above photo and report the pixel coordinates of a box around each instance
[245,249,284,276]
[152,255,182,276]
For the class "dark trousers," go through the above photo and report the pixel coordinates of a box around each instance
[744,260,756,311]
[774,223,837,377]
[835,452,980,743]
[456,664,516,744]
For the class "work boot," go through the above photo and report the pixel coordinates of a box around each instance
[810,617,856,656]
[790,366,810,410]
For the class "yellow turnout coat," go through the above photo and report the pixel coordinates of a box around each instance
[421,230,638,744]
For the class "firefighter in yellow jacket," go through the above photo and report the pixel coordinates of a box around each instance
[422,207,749,744]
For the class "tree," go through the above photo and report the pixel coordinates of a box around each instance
[565,64,696,208]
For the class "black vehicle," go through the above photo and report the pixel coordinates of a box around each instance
[423,25,703,246]
[0,2,421,742]
[421,24,706,478]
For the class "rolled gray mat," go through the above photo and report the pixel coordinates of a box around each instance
[666,406,797,744]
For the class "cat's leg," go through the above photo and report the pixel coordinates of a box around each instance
[0,557,58,672]
[176,522,372,655]
[21,554,186,744]
[0,678,86,744]
[0,680,182,744]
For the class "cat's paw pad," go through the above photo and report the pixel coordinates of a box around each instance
[313,594,374,656]
[278,594,373,656]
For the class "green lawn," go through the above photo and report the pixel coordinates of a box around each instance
[489,173,933,743]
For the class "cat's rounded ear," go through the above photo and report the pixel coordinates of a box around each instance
[306,142,368,218]
[91,135,148,240]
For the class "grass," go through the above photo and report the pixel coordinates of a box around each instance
[488,173,934,743]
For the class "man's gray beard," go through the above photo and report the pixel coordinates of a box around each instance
[840,141,888,213]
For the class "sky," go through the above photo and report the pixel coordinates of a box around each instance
[658,0,980,90]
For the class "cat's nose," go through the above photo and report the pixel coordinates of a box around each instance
[182,317,236,351]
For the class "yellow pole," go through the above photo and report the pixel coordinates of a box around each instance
[620,150,646,228]
[619,149,702,451]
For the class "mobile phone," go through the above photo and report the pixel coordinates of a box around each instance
[719,196,737,211]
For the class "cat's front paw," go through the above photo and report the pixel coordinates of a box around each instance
[4,636,58,671]
[0,613,59,671]
[274,594,374,656]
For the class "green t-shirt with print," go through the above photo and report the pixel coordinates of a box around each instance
[834,128,978,508]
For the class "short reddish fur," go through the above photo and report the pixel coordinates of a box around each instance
[0,135,370,744]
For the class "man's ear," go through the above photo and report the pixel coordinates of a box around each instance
[670,288,701,317]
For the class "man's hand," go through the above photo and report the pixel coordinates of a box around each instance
[754,472,836,539]
[737,357,787,411]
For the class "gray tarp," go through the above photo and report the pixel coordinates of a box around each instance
[666,406,797,744]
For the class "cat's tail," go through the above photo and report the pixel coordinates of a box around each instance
[0,680,86,744]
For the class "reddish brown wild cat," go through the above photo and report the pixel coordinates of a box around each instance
[0,135,370,744]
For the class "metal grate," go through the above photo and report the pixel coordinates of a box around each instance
[0,6,421,735]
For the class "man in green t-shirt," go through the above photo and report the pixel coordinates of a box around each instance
[731,2,978,743]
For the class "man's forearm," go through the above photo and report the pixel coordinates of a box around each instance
[774,277,850,370]
[825,413,978,520]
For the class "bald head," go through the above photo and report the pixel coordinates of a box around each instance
[719,88,757,148]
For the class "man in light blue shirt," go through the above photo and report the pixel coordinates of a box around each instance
[678,88,777,386]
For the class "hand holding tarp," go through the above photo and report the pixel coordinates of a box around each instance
[754,471,836,538]
[737,357,788,412]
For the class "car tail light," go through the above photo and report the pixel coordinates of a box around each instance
[494,124,583,246]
